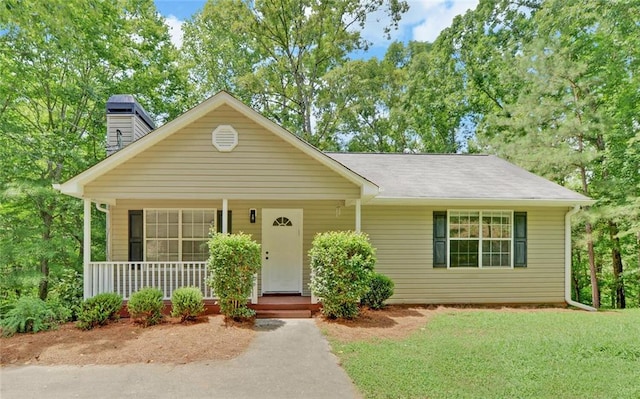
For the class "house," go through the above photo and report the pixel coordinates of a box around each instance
[56,91,594,310]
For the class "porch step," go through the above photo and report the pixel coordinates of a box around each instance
[256,309,312,319]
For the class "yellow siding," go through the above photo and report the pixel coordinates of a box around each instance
[87,105,359,200]
[109,201,567,303]
[362,206,567,304]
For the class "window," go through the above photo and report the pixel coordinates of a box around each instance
[433,210,527,269]
[144,209,215,262]
[272,216,292,226]
[448,210,512,268]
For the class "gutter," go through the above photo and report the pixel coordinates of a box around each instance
[565,205,597,311]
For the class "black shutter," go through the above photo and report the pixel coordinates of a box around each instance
[514,212,527,267]
[216,210,232,233]
[128,210,143,261]
[433,211,447,268]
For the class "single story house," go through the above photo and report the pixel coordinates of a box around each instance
[56,91,594,310]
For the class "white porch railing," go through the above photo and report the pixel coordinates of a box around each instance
[87,262,213,300]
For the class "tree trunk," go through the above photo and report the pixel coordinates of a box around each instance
[608,221,625,308]
[585,222,600,308]
[38,210,54,300]
[573,250,582,302]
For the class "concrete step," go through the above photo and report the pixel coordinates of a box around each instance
[256,309,312,319]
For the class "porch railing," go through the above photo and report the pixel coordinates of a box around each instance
[86,262,212,300]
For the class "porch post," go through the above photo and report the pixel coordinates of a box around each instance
[222,199,228,233]
[355,199,361,233]
[83,199,91,299]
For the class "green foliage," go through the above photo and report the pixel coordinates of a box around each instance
[127,288,164,327]
[76,292,122,330]
[49,269,83,321]
[170,287,205,322]
[361,273,394,310]
[0,0,188,301]
[207,233,261,320]
[181,0,408,148]
[309,231,376,319]
[330,309,640,399]
[0,296,57,337]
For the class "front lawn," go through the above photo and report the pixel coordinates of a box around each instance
[327,308,640,399]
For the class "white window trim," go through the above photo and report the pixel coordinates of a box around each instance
[446,209,514,269]
[143,208,216,262]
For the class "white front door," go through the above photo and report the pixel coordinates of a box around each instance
[261,209,303,293]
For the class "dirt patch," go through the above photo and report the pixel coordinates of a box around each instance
[1,315,255,366]
[316,305,573,343]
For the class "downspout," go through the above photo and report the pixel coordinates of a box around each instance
[95,203,111,261]
[565,205,597,311]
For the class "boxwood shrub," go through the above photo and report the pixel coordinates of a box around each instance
[76,292,122,330]
[309,231,376,319]
[361,272,394,310]
[127,287,164,327]
[171,287,205,322]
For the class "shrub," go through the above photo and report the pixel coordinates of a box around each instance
[46,298,73,323]
[171,287,205,322]
[1,296,57,337]
[76,292,122,330]
[127,287,164,327]
[361,273,394,310]
[207,233,261,320]
[309,231,376,319]
[50,269,83,321]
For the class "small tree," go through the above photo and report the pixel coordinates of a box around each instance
[309,231,376,319]
[207,233,261,320]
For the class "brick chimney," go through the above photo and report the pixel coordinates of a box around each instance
[106,95,155,155]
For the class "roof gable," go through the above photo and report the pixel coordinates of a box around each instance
[58,91,378,202]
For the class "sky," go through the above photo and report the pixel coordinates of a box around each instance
[154,0,479,58]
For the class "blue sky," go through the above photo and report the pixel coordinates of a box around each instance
[154,0,479,58]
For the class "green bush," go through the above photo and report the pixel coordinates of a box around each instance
[207,233,261,320]
[76,292,122,330]
[1,296,57,336]
[309,231,376,319]
[171,287,205,322]
[50,269,83,321]
[361,273,394,310]
[127,287,164,327]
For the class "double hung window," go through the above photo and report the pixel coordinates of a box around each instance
[144,209,215,262]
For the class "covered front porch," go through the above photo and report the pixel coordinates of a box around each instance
[81,198,364,305]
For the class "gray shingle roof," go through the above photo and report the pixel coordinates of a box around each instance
[326,153,590,202]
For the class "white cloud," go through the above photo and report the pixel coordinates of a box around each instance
[165,14,184,49]
[411,0,479,43]
[359,0,479,46]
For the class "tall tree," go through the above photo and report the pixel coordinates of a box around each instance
[475,0,640,308]
[0,0,187,300]
[181,0,408,148]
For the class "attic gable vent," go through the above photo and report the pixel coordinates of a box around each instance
[212,125,238,152]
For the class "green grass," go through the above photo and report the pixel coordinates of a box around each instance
[329,309,640,399]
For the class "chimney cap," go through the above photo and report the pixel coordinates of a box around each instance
[106,94,156,130]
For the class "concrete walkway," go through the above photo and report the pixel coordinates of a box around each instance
[0,319,361,399]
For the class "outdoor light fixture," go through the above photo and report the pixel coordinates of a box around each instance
[249,208,256,223]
